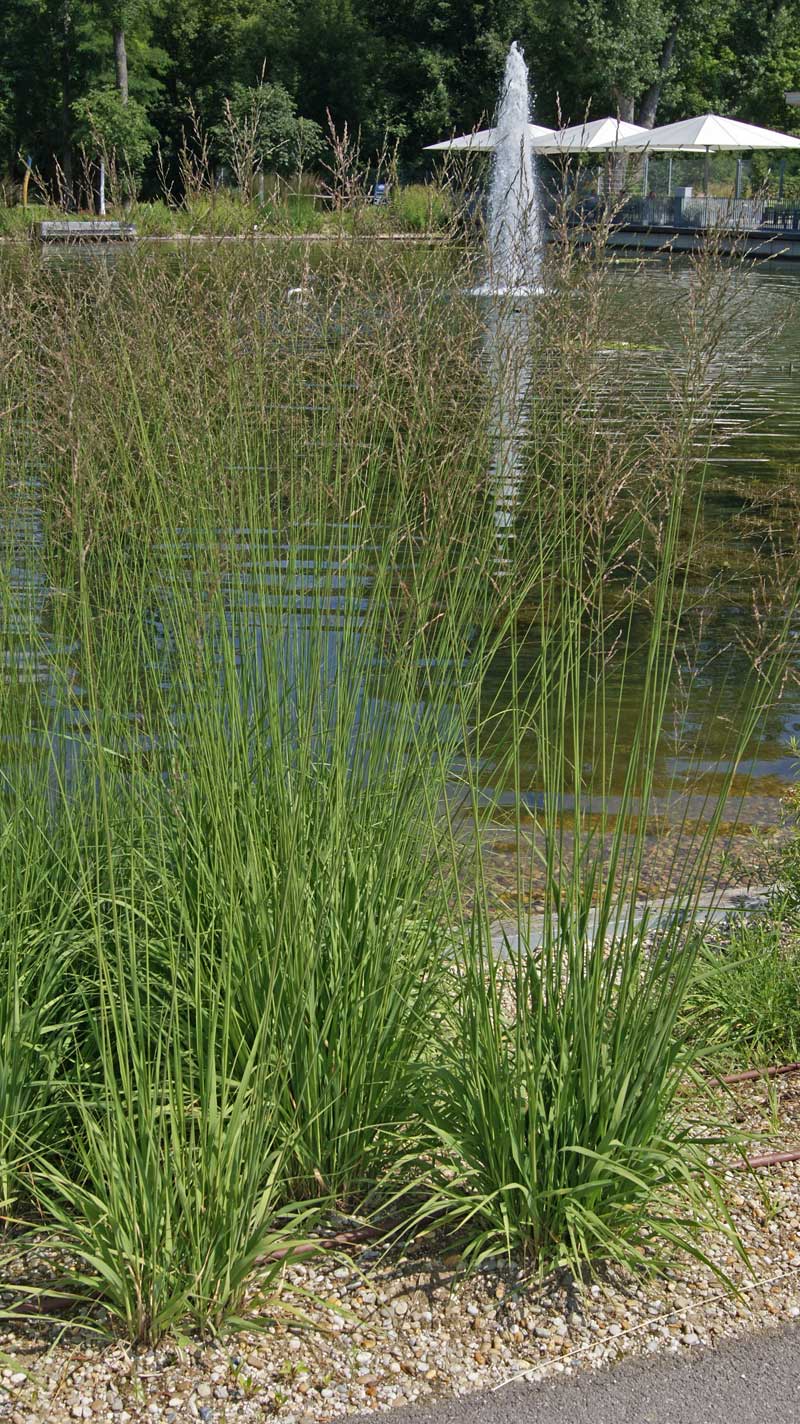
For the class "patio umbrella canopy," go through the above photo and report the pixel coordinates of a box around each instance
[537,117,649,153]
[425,114,800,157]
[424,123,557,152]
[611,113,800,151]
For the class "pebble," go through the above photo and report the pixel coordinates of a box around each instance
[0,1083,797,1423]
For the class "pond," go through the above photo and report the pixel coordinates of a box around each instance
[1,241,799,899]
[476,255,800,898]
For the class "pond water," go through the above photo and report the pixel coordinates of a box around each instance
[485,257,800,821]
[2,244,799,885]
[470,255,800,901]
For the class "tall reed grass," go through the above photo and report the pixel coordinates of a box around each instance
[0,236,796,1338]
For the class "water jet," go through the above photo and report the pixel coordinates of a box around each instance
[480,41,544,297]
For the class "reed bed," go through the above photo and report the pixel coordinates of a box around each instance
[0,237,796,1343]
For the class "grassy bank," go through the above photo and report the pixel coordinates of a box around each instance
[0,238,797,1344]
[0,182,457,240]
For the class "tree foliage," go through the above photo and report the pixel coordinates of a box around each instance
[72,87,156,187]
[0,0,798,198]
[211,81,324,188]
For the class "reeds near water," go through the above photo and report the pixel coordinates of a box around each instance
[0,238,795,1340]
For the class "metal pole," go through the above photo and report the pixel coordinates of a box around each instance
[703,149,711,196]
[667,154,673,196]
[642,153,649,195]
[735,156,743,200]
[779,157,786,198]
[99,158,106,216]
[717,1062,800,1085]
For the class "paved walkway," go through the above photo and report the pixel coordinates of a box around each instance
[351,1323,800,1423]
[491,883,774,957]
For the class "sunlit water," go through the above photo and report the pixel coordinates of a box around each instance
[481,258,800,849]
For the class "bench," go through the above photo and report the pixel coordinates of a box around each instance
[36,220,137,243]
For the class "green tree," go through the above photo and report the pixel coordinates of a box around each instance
[522,0,799,133]
[211,79,323,193]
[72,85,156,196]
[722,0,800,127]
[0,0,165,200]
[2,0,800,188]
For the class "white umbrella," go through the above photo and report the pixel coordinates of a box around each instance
[611,113,800,151]
[610,112,800,198]
[425,128,495,152]
[425,123,557,152]
[538,117,649,153]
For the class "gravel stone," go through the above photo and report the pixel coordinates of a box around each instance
[0,1078,797,1422]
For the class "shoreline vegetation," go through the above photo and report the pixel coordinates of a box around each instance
[1,171,794,245]
[1,220,800,1418]
[0,184,458,242]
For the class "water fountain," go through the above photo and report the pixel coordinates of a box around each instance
[485,41,543,296]
[482,43,541,549]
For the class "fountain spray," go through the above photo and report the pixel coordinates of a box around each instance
[487,41,543,294]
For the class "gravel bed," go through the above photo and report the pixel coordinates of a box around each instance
[1,1078,799,1424]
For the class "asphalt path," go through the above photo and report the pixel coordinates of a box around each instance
[350,1323,800,1423]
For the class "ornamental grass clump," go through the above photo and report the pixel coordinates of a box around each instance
[0,234,796,1339]
[0,243,511,1336]
[412,244,799,1275]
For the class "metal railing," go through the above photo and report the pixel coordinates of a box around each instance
[617,195,800,233]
